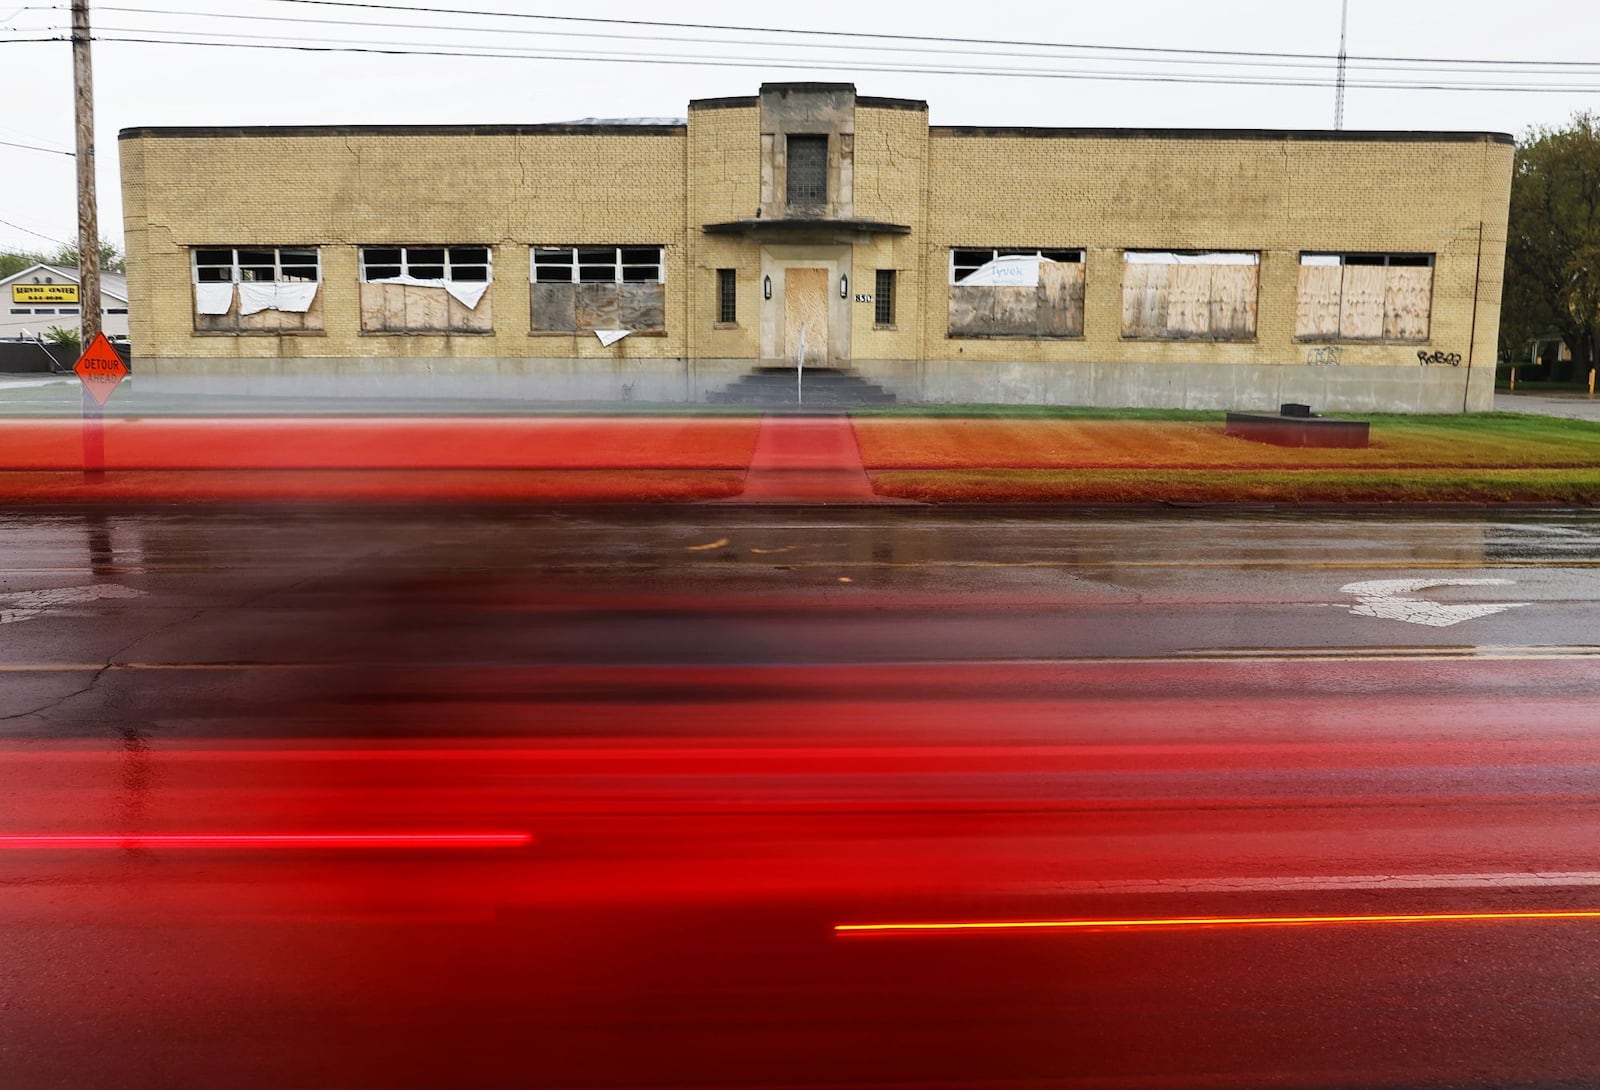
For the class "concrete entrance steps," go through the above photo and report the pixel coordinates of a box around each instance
[727,413,881,502]
[708,367,896,409]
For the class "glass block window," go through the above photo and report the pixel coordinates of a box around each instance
[786,134,828,206]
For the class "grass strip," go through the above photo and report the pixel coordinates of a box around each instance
[852,414,1600,470]
[868,468,1600,505]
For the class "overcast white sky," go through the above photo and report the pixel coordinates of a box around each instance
[2,0,1598,255]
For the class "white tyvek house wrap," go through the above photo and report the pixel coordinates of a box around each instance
[194,283,234,315]
[365,274,491,309]
[237,281,320,315]
[959,255,1048,287]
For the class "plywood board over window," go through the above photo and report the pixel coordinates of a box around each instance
[1295,254,1433,342]
[1120,263,1167,338]
[1338,265,1387,340]
[1120,252,1258,341]
[947,250,1084,338]
[1209,265,1258,338]
[1165,264,1213,337]
[357,245,494,334]
[357,282,494,334]
[1036,261,1086,337]
[529,246,666,334]
[1382,266,1433,341]
[1295,264,1343,339]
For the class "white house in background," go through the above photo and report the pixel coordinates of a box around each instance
[1,263,130,343]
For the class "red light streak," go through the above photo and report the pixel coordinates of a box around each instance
[836,909,1600,935]
[0,833,533,850]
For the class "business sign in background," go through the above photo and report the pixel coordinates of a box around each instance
[11,284,79,305]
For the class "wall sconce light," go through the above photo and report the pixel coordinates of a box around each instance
[763,275,772,300]
[839,274,849,299]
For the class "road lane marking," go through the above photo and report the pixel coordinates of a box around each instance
[1340,578,1530,627]
[836,908,1600,936]
[0,584,143,626]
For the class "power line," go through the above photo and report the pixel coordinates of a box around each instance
[83,32,1600,94]
[20,1,1600,75]
[256,0,1600,70]
[0,215,73,248]
[0,136,74,156]
[91,5,1600,79]
[94,5,1351,75]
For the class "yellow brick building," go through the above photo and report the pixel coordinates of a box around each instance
[119,82,1513,411]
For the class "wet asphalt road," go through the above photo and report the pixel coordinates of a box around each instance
[4,507,1600,1090]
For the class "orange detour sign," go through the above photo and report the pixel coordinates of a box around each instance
[74,333,128,407]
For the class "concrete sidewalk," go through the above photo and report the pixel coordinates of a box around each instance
[1495,392,1600,421]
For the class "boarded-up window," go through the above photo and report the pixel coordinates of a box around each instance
[191,246,323,334]
[1119,252,1258,340]
[1295,253,1434,342]
[947,248,1085,338]
[358,245,493,334]
[530,246,666,334]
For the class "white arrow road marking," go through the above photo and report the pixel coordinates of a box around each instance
[0,584,144,626]
[1340,578,1528,628]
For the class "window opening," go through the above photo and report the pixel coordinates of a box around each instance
[786,134,828,206]
[875,269,895,326]
[359,245,494,283]
[717,268,737,324]
[530,246,663,284]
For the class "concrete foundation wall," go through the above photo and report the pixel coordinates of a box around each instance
[137,355,1487,413]
[853,359,1488,413]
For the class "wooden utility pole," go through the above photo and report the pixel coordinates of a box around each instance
[71,0,105,482]
[72,0,100,345]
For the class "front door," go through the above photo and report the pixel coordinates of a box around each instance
[784,268,829,368]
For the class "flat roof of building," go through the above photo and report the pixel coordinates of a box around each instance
[120,122,1513,144]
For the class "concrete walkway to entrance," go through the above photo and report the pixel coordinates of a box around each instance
[730,413,880,502]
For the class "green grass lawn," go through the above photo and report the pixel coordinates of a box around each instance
[853,411,1600,504]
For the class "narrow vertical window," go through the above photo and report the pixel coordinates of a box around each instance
[875,269,895,326]
[717,268,737,324]
[786,134,828,207]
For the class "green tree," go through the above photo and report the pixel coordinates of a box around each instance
[1503,112,1600,376]
[44,239,126,274]
[0,238,124,280]
[0,248,48,280]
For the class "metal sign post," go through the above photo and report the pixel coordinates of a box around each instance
[73,333,127,482]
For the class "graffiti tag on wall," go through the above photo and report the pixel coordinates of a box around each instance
[1418,350,1463,367]
[1305,346,1343,366]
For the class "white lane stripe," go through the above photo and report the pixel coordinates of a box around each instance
[1051,872,1600,895]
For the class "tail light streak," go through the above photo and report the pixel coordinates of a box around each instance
[0,832,534,850]
[836,908,1600,936]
